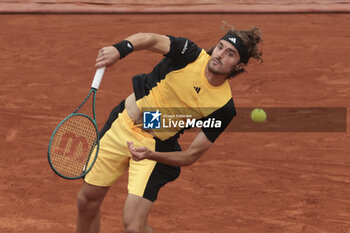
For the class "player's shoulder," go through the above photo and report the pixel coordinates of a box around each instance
[164,35,202,63]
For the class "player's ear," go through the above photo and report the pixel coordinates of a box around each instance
[235,62,245,71]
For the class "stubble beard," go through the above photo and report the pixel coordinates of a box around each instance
[208,59,235,76]
[208,59,224,75]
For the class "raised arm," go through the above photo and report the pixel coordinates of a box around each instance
[127,131,213,167]
[95,33,170,68]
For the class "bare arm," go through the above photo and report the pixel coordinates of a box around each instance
[126,33,170,54]
[95,33,170,68]
[127,131,213,167]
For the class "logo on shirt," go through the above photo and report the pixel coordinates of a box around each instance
[181,40,188,54]
[193,86,201,94]
[143,110,161,129]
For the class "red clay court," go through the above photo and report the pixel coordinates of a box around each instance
[1,1,350,232]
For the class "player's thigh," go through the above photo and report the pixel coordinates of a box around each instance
[123,194,153,228]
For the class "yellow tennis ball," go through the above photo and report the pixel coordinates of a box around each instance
[251,108,267,123]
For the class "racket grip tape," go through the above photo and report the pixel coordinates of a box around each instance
[91,67,106,90]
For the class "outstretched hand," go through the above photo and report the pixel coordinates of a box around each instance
[95,46,120,68]
[127,141,152,162]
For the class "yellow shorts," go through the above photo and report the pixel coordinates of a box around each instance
[84,100,181,202]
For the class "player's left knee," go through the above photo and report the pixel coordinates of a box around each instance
[76,189,99,214]
[124,223,144,233]
[123,216,148,233]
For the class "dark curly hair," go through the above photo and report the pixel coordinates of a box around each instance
[207,22,263,79]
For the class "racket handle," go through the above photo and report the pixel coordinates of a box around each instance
[91,67,106,90]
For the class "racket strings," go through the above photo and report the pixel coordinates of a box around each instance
[49,115,98,177]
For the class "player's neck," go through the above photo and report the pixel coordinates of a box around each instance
[204,65,226,87]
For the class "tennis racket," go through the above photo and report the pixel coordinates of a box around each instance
[48,67,106,179]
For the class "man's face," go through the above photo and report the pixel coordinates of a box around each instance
[208,40,242,75]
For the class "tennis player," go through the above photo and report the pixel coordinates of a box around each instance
[77,25,263,233]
